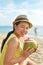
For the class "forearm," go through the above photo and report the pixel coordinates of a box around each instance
[7,55,25,65]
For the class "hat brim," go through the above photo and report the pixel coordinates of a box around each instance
[13,20,33,28]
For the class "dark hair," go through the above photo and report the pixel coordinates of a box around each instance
[1,22,20,53]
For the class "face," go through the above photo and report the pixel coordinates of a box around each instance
[14,21,29,38]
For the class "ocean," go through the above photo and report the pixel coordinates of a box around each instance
[0,26,43,37]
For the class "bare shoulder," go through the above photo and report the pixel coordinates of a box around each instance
[7,37,18,49]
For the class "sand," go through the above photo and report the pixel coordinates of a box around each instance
[0,33,43,65]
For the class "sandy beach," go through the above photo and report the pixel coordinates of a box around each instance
[0,33,43,65]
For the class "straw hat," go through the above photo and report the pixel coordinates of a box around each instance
[13,15,33,28]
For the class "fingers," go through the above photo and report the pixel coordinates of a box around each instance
[26,47,30,51]
[27,48,35,55]
[28,48,34,52]
[24,48,35,57]
[33,46,38,52]
[22,48,37,58]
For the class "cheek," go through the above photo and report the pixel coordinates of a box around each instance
[18,27,23,31]
[16,28,21,33]
[25,31,28,34]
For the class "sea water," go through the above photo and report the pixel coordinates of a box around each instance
[0,26,43,37]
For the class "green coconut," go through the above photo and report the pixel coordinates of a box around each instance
[23,40,38,50]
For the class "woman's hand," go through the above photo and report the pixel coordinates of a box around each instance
[21,47,37,58]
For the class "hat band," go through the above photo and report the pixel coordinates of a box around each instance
[15,18,28,21]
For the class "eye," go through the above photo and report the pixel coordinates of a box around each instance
[20,25,25,28]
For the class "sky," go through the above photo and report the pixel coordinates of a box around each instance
[0,0,43,26]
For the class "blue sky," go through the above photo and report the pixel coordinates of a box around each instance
[0,0,43,26]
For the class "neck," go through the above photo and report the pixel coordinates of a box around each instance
[13,32,21,39]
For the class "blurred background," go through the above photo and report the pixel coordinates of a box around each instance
[0,0,43,65]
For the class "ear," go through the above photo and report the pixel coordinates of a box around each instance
[13,24,17,30]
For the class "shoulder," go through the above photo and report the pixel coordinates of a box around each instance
[7,37,18,49]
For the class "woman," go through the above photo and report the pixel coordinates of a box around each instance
[0,15,37,65]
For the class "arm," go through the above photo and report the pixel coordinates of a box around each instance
[4,38,25,65]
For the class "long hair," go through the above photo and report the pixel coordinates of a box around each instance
[1,22,20,53]
[1,31,14,52]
